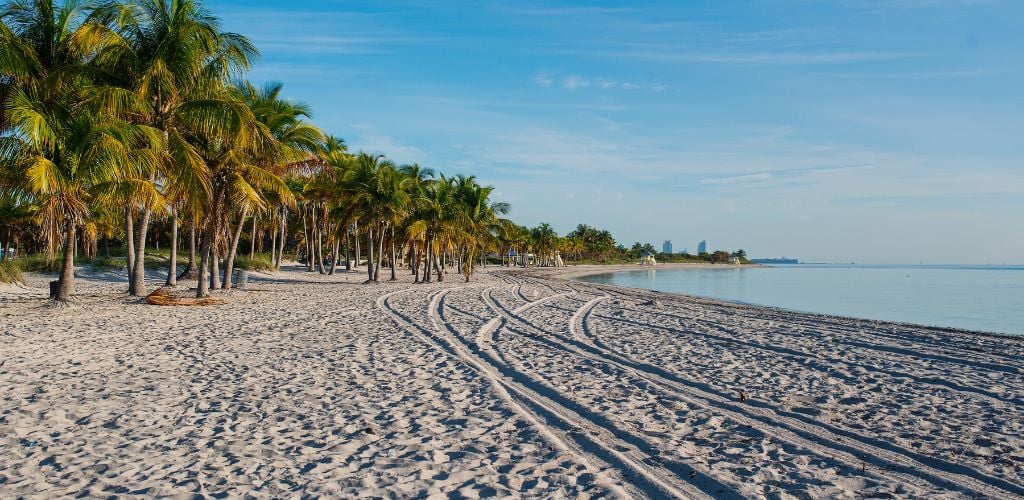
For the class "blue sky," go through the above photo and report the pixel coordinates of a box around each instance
[211,0,1023,264]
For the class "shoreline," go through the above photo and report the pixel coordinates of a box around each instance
[2,267,1022,497]
[529,262,754,280]
[525,264,1022,340]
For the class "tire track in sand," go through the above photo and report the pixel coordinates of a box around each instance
[488,279,1023,498]
[378,287,721,499]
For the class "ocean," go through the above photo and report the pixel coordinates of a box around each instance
[573,264,1024,335]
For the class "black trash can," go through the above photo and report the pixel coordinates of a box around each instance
[49,280,60,299]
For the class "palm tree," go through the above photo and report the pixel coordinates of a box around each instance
[222,81,321,286]
[340,153,410,282]
[2,0,162,301]
[2,0,528,301]
[454,178,508,281]
[531,223,558,267]
[84,0,258,295]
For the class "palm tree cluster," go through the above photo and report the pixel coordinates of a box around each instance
[0,0,513,300]
[492,222,619,267]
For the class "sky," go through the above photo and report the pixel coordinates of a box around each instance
[210,0,1024,264]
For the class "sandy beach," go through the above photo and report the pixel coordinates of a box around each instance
[2,265,1022,498]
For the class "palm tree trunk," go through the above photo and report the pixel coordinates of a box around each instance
[55,222,76,301]
[316,209,326,274]
[211,243,221,290]
[328,239,339,275]
[179,216,197,280]
[412,242,420,283]
[196,229,212,297]
[389,229,397,281]
[249,213,257,261]
[345,230,352,271]
[374,224,385,282]
[125,207,135,276]
[129,207,153,296]
[276,206,287,270]
[222,207,249,289]
[365,226,374,282]
[353,222,361,270]
[302,206,312,271]
[422,238,431,283]
[270,215,277,268]
[166,206,178,286]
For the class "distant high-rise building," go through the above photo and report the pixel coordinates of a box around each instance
[662,240,673,254]
[698,240,709,254]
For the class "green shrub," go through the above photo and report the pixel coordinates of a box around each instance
[0,260,24,284]
[15,254,62,272]
[90,256,128,270]
[235,253,274,271]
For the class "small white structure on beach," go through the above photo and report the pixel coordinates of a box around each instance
[553,251,565,267]
[640,251,657,266]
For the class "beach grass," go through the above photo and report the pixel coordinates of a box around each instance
[0,260,24,284]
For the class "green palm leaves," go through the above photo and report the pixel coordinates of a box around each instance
[2,0,517,296]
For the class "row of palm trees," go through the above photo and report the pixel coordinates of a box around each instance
[0,0,514,301]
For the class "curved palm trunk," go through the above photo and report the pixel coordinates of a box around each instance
[129,208,153,296]
[166,206,178,286]
[270,217,277,268]
[353,222,361,271]
[302,207,313,271]
[55,222,76,301]
[374,224,385,282]
[434,241,444,282]
[365,226,375,282]
[222,207,249,289]
[276,206,287,270]
[125,208,135,280]
[179,216,198,280]
[328,238,339,275]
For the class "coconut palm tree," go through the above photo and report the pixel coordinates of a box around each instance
[80,0,259,295]
[454,178,508,281]
[340,153,411,282]
[2,0,164,301]
[221,81,321,286]
[531,223,558,267]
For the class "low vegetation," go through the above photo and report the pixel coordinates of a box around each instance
[0,259,23,284]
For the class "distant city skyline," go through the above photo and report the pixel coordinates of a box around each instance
[212,0,1024,264]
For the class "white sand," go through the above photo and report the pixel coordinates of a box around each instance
[1,265,1022,498]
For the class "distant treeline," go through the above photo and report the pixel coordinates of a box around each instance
[495,224,750,265]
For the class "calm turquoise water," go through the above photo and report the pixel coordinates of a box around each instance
[574,265,1024,335]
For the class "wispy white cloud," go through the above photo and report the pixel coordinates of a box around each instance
[562,75,590,90]
[349,125,425,164]
[535,73,667,92]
